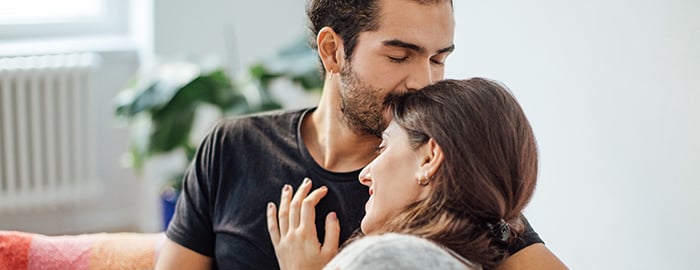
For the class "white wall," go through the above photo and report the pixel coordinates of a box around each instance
[447,1,700,269]
[153,0,307,71]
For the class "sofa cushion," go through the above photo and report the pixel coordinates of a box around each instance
[0,231,164,270]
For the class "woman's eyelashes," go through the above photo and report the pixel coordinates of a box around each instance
[375,141,387,154]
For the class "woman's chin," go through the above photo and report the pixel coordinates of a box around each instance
[361,217,386,236]
[360,219,374,235]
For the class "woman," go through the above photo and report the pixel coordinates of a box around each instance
[266,78,539,270]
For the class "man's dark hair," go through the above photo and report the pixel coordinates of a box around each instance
[306,0,452,73]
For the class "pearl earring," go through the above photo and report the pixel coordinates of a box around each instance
[418,172,430,186]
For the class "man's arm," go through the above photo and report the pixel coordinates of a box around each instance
[496,243,568,270]
[155,238,212,270]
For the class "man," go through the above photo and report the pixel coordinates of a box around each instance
[156,0,567,269]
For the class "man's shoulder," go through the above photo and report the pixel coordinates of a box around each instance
[215,107,310,133]
[203,108,307,139]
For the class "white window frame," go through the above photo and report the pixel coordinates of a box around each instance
[0,0,128,40]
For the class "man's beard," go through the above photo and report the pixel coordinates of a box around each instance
[338,64,389,138]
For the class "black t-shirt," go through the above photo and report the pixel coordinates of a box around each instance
[166,108,543,270]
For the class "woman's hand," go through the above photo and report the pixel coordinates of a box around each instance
[267,178,340,270]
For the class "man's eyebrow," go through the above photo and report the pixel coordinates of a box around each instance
[383,39,425,54]
[437,44,455,54]
[382,39,455,55]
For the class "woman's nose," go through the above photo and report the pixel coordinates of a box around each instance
[358,166,372,187]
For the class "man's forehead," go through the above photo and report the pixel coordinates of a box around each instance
[377,0,454,23]
[371,0,455,50]
[360,29,455,56]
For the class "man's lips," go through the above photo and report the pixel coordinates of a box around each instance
[369,188,374,196]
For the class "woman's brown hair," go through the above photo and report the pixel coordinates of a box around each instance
[382,78,539,269]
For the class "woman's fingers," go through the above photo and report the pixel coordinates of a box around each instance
[299,186,328,230]
[321,212,340,256]
[288,178,313,230]
[267,179,338,270]
[277,184,292,235]
[266,202,280,245]
[273,178,329,245]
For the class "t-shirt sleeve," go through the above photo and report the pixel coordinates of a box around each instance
[165,124,222,257]
[508,215,545,255]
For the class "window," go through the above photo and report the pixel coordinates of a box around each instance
[0,0,127,39]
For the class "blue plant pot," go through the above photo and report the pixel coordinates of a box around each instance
[161,186,180,231]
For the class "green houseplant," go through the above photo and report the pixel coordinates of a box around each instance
[114,37,322,229]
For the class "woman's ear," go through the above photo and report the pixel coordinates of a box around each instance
[417,138,444,181]
[316,26,343,74]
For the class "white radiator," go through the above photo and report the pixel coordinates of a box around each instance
[0,53,100,214]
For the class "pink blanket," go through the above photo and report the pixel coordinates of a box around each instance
[0,231,164,270]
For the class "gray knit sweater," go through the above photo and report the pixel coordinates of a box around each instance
[323,233,481,270]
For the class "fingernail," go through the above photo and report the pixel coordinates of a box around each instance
[303,177,311,185]
[283,184,291,192]
[329,212,337,221]
[268,202,274,209]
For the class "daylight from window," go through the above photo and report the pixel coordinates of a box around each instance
[0,0,102,24]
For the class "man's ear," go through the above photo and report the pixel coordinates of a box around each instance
[417,138,444,180]
[316,26,343,73]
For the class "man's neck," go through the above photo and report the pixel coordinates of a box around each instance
[301,85,380,173]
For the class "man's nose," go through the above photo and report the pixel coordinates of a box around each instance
[405,61,433,91]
